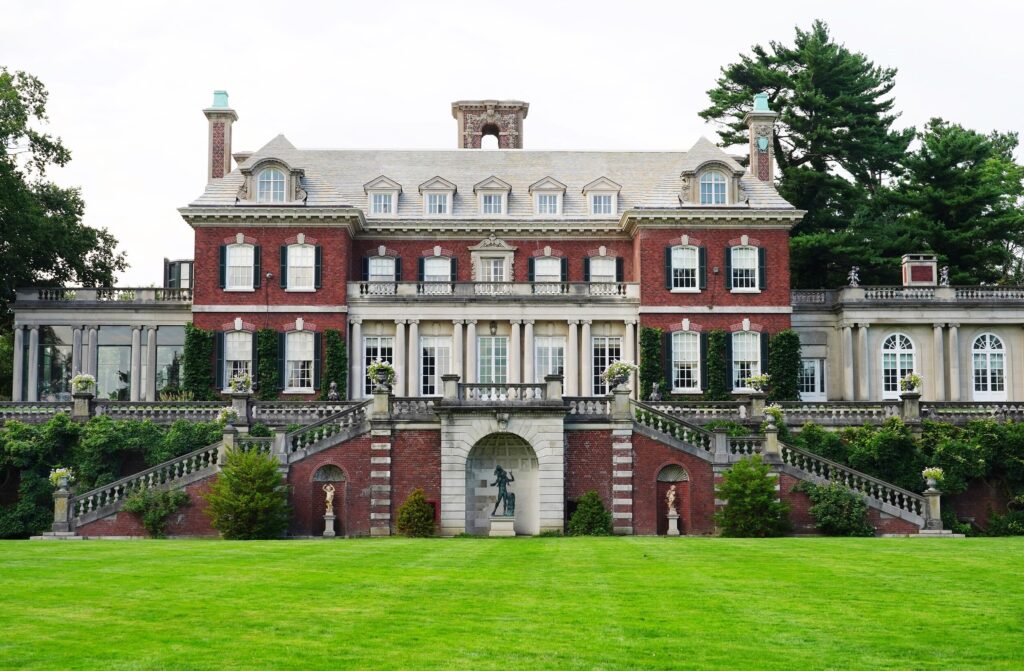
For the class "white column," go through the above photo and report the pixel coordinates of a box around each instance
[146,327,158,401]
[71,327,82,377]
[407,319,419,396]
[523,320,535,383]
[566,320,579,396]
[857,323,870,401]
[27,326,39,402]
[12,326,23,402]
[130,326,142,401]
[452,320,464,380]
[948,323,961,401]
[393,320,407,396]
[624,320,637,397]
[349,319,362,399]
[509,320,522,384]
[466,320,477,383]
[580,320,592,396]
[841,324,854,401]
[86,327,98,377]
[933,323,945,402]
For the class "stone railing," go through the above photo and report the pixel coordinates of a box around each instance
[920,402,1024,422]
[236,436,273,454]
[645,401,747,422]
[286,401,370,454]
[70,440,221,521]
[790,290,833,305]
[251,401,356,425]
[94,401,224,423]
[18,287,192,305]
[728,436,765,456]
[391,397,438,420]
[0,402,74,423]
[631,402,713,453]
[780,441,925,519]
[565,397,611,420]
[863,286,936,301]
[954,286,1024,300]
[777,402,900,425]
[459,383,546,402]
[793,284,1024,309]
[350,281,640,300]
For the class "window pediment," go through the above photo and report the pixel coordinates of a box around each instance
[472,175,512,194]
[363,175,403,194]
[418,176,457,194]
[581,176,622,194]
[528,176,567,194]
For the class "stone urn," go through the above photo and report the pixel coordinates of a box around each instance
[56,476,70,491]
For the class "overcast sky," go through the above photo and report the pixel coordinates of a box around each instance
[4,0,1023,285]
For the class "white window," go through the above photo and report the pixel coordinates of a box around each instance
[732,332,761,389]
[257,168,286,203]
[364,336,394,396]
[482,193,503,215]
[973,334,1006,401]
[420,336,451,396]
[671,331,700,392]
[591,194,613,215]
[369,257,396,282]
[424,257,451,282]
[478,336,508,384]
[699,171,727,205]
[287,244,315,290]
[286,331,314,391]
[799,359,826,401]
[226,244,254,290]
[534,337,565,381]
[589,257,616,283]
[481,257,506,283]
[224,331,252,387]
[427,193,448,215]
[731,246,758,291]
[671,246,699,290]
[537,193,560,215]
[881,333,915,399]
[371,192,393,214]
[533,257,562,295]
[592,336,622,395]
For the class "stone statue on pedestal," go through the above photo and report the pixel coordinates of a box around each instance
[490,465,516,517]
[323,483,335,514]
[665,484,680,536]
[666,484,677,515]
[326,381,340,402]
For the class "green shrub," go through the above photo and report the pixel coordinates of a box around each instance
[320,329,347,400]
[203,449,290,540]
[767,330,802,402]
[567,491,613,536]
[794,423,847,463]
[121,489,190,538]
[715,455,790,537]
[705,420,751,437]
[639,327,666,401]
[182,323,215,400]
[537,529,563,537]
[986,509,1024,536]
[705,329,730,401]
[795,482,874,536]
[396,488,436,537]
[843,418,922,492]
[247,423,272,438]
[255,329,279,401]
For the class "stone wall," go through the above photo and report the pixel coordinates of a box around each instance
[75,477,218,538]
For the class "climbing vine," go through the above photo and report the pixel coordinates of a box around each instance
[320,329,347,400]
[767,329,802,401]
[638,327,665,401]
[705,329,730,401]
[182,323,215,401]
[255,329,279,401]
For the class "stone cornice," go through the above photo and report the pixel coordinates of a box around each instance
[621,208,804,235]
[179,206,364,232]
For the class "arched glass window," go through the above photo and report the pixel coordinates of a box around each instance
[699,171,727,204]
[973,333,1006,401]
[881,333,915,399]
[256,168,286,203]
[671,331,700,392]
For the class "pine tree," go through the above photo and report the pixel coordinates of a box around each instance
[204,449,290,539]
[715,456,790,537]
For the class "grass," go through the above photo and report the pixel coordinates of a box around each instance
[1,537,1022,670]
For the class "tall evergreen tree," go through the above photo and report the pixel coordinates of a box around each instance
[699,20,913,288]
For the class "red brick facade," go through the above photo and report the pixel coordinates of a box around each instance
[76,477,218,538]
[287,433,375,537]
[632,434,716,535]
[565,429,614,507]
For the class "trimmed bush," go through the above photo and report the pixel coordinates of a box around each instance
[715,455,790,537]
[204,449,290,540]
[396,488,436,537]
[122,489,190,538]
[795,482,874,536]
[567,491,613,536]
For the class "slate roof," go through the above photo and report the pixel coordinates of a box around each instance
[189,136,796,216]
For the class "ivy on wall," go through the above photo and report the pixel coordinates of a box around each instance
[255,329,279,401]
[768,329,802,402]
[639,327,666,401]
[320,329,347,400]
[705,329,731,401]
[182,323,215,401]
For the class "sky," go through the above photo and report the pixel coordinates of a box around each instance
[4,0,1023,285]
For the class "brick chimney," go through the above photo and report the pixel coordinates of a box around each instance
[901,253,938,286]
[743,93,777,182]
[451,100,529,149]
[203,90,238,180]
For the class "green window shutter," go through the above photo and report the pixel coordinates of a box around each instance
[699,247,707,290]
[313,332,323,391]
[253,246,262,288]
[724,247,732,290]
[615,257,624,283]
[583,257,590,282]
[277,332,286,390]
[394,257,402,282]
[279,246,288,289]
[560,257,568,282]
[417,257,425,282]
[450,257,458,281]
[663,330,673,393]
[725,332,734,390]
[218,246,226,288]
[314,245,323,289]
[250,332,258,390]
[527,257,535,282]
[758,247,767,290]
[700,332,708,392]
[665,246,673,289]
[760,332,769,376]
[361,257,369,281]
[214,332,225,390]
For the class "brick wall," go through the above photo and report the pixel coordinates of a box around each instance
[779,473,921,535]
[565,429,613,507]
[639,312,792,334]
[287,433,374,537]
[950,479,1011,530]
[76,477,218,538]
[631,434,716,535]
[391,429,442,524]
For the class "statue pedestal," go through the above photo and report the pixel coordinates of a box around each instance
[488,515,516,537]
[666,511,680,536]
[323,512,336,538]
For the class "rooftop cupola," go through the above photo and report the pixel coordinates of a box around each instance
[203,90,238,181]
[742,92,777,182]
[451,100,529,149]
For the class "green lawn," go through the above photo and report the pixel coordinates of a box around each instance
[1,538,1022,670]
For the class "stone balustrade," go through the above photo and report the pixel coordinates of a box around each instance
[0,402,74,424]
[459,383,547,402]
[777,401,900,425]
[391,397,438,420]
[631,402,713,453]
[94,401,224,423]
[286,402,370,454]
[236,436,273,454]
[350,281,639,301]
[728,436,765,456]
[644,401,746,423]
[18,287,192,304]
[251,401,357,425]
[565,397,611,420]
[792,284,1024,309]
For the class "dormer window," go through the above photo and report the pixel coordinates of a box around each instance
[537,194,559,215]
[419,176,457,218]
[591,194,613,215]
[582,177,621,217]
[257,168,286,203]
[699,170,727,204]
[482,193,503,215]
[371,193,393,214]
[363,176,402,218]
[474,176,511,218]
[427,193,448,215]
[529,177,566,217]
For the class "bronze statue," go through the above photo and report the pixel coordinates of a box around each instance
[323,483,335,514]
[490,465,516,517]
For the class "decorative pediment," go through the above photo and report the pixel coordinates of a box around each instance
[472,175,512,193]
[240,156,303,178]
[363,175,403,193]
[681,159,744,178]
[418,176,457,194]
[528,176,567,194]
[468,234,517,251]
[581,176,622,193]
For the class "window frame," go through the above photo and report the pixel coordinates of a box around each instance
[420,336,452,396]
[363,335,394,397]
[223,331,253,391]
[671,331,701,394]
[670,245,700,292]
[535,193,561,216]
[534,336,566,381]
[478,335,509,385]
[798,358,827,401]
[256,168,286,204]
[424,192,450,216]
[286,243,316,292]
[731,331,761,391]
[225,243,255,291]
[369,191,394,216]
[589,257,617,283]
[699,170,728,205]
[972,333,1007,401]
[481,193,505,216]
[284,331,315,393]
[591,335,623,395]
[881,333,916,400]
[730,245,759,293]
[590,193,614,216]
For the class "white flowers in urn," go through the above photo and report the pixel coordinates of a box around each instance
[367,359,396,391]
[229,372,252,393]
[922,467,944,489]
[601,361,637,389]
[49,466,75,489]
[745,374,770,392]
[217,407,239,425]
[900,373,922,393]
[70,373,95,394]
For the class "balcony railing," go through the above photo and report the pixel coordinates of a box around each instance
[18,287,192,305]
[351,281,639,299]
[792,285,1024,308]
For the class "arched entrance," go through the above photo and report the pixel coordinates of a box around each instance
[656,464,690,535]
[312,464,346,536]
[465,433,539,535]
